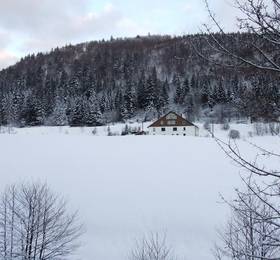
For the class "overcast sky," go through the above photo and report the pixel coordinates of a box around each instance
[0,0,240,70]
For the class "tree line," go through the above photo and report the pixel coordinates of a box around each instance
[0,33,279,127]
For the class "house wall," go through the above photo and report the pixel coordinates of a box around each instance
[148,126,199,136]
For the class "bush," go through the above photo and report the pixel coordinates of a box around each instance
[229,129,240,139]
[107,126,112,136]
[221,122,230,131]
[203,121,211,131]
[92,127,97,135]
[121,124,131,135]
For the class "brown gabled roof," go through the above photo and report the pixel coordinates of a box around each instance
[148,112,198,128]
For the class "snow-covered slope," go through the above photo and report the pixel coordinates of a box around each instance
[0,123,278,260]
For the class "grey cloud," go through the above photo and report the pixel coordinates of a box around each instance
[0,0,241,69]
[0,0,143,68]
[17,4,126,54]
[0,0,138,55]
[0,0,88,33]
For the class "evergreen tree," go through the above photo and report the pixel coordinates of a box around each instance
[190,75,197,90]
[0,107,5,126]
[123,78,137,119]
[182,78,190,98]
[59,70,68,96]
[69,97,84,126]
[99,93,107,113]
[0,94,5,125]
[186,96,194,120]
[137,72,146,109]
[10,90,24,126]
[157,80,169,111]
[200,81,210,105]
[173,74,182,104]
[21,96,45,126]
[216,81,227,103]
[145,67,158,111]
[44,74,56,115]
[48,98,68,126]
[68,76,81,97]
[114,89,123,111]
[84,90,102,126]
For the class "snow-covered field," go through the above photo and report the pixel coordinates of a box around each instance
[0,123,278,260]
[0,121,260,137]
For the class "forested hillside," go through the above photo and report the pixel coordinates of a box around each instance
[0,33,279,127]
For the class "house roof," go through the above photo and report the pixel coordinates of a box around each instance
[148,112,198,128]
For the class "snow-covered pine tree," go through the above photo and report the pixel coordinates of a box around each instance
[44,74,56,115]
[182,77,190,102]
[156,80,169,113]
[137,71,146,109]
[21,95,45,126]
[9,90,24,126]
[84,90,102,126]
[216,80,227,104]
[190,75,197,90]
[68,76,81,97]
[200,80,210,105]
[69,97,84,126]
[145,67,158,112]
[173,73,183,104]
[0,91,6,125]
[123,78,137,119]
[48,98,68,126]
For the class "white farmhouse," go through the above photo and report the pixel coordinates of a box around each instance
[148,112,199,136]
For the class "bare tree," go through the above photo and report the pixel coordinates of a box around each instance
[211,133,280,259]
[197,0,280,74]
[0,182,83,260]
[196,1,280,258]
[130,232,175,260]
[214,176,280,260]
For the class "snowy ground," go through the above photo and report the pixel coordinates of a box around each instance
[0,121,263,137]
[0,122,279,260]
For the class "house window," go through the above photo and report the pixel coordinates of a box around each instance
[166,113,177,120]
[183,127,186,131]
[161,128,166,132]
[153,128,156,132]
[173,127,177,131]
[167,120,176,125]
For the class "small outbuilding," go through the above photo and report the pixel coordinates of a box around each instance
[148,111,199,136]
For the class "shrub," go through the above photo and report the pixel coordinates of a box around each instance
[107,126,112,136]
[229,129,240,139]
[121,124,131,135]
[92,127,97,135]
[221,122,230,131]
[203,121,211,131]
